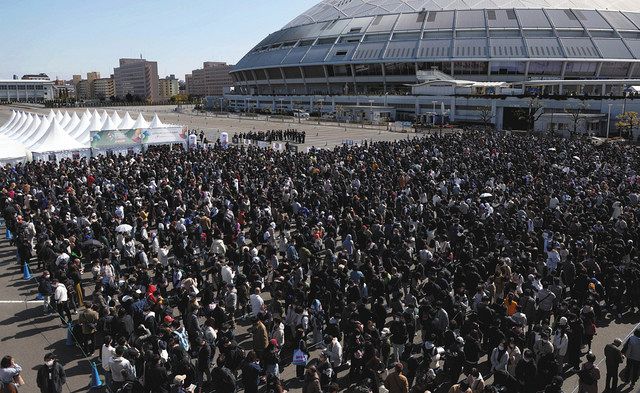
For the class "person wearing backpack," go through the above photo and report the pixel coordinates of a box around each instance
[578,353,600,393]
[37,271,54,316]
[210,356,236,393]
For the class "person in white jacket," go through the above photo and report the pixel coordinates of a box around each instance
[53,279,72,324]
[326,335,342,368]
[490,341,509,373]
[553,318,569,369]
[101,336,116,387]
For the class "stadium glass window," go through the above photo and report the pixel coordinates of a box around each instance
[17,85,26,90]
[363,34,391,42]
[418,62,452,74]
[26,85,34,90]
[527,61,563,75]
[490,61,525,75]
[254,70,268,80]
[327,65,352,77]
[564,62,598,76]
[392,32,421,41]
[266,68,283,79]
[316,37,338,45]
[335,50,348,56]
[354,64,383,76]
[298,40,315,47]
[599,62,630,77]
[303,66,327,79]
[453,61,488,75]
[384,63,415,76]
[0,85,6,90]
[283,67,303,79]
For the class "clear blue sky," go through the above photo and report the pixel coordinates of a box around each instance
[0,0,317,81]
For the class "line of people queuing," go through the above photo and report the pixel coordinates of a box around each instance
[234,129,306,144]
[0,131,639,393]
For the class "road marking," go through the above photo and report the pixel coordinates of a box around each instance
[570,320,640,393]
[0,300,43,304]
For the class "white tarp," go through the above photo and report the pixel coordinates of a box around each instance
[118,112,135,130]
[0,110,16,133]
[149,113,165,128]
[68,113,91,141]
[111,111,122,126]
[25,116,52,149]
[59,111,72,128]
[66,112,81,132]
[132,113,150,129]
[30,119,88,153]
[20,114,43,142]
[7,113,33,139]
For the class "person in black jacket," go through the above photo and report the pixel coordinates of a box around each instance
[143,354,170,393]
[196,338,212,389]
[36,353,66,393]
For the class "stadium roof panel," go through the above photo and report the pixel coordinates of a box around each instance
[284,0,640,29]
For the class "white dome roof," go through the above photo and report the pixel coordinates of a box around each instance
[285,0,640,28]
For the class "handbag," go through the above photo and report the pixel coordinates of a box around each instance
[620,365,630,383]
[12,375,24,386]
[292,349,308,366]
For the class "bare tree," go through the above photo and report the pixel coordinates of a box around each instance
[477,106,493,130]
[565,101,589,136]
[518,98,544,133]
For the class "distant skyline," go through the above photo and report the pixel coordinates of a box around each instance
[0,0,317,81]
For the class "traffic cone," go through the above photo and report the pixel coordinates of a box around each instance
[5,228,11,240]
[90,362,103,388]
[66,323,74,346]
[22,263,32,280]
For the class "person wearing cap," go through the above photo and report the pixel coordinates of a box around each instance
[604,338,624,392]
[172,374,188,393]
[36,353,66,393]
[384,362,409,393]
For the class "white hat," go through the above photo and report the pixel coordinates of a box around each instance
[558,317,568,326]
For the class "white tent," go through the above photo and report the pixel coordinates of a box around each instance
[101,116,118,131]
[19,114,43,142]
[0,134,29,164]
[68,113,91,140]
[84,109,92,118]
[92,109,100,121]
[4,112,27,136]
[55,110,64,122]
[0,111,17,132]
[110,111,122,126]
[88,113,104,132]
[132,113,150,129]
[59,111,72,128]
[118,112,136,129]
[149,113,165,128]
[66,112,81,133]
[6,113,33,139]
[30,118,88,153]
[99,110,108,123]
[24,115,52,149]
[1,111,22,134]
[47,109,56,120]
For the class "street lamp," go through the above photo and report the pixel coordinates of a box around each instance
[432,101,438,126]
[606,103,613,139]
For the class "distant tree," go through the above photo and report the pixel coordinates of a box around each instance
[517,98,544,133]
[565,101,589,136]
[616,111,639,139]
[477,106,493,130]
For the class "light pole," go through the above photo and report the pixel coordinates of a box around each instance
[368,99,374,125]
[432,101,438,126]
[279,98,284,122]
[607,103,612,139]
[318,99,324,124]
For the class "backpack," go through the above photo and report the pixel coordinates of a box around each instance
[216,367,236,391]
[173,328,190,352]
[579,366,596,385]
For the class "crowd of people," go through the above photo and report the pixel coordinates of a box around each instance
[234,129,306,144]
[0,131,639,393]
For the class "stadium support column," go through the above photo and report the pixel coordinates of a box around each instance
[449,98,456,122]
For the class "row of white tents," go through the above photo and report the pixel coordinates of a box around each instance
[0,109,173,163]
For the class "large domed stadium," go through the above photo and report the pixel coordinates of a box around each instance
[227,0,640,134]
